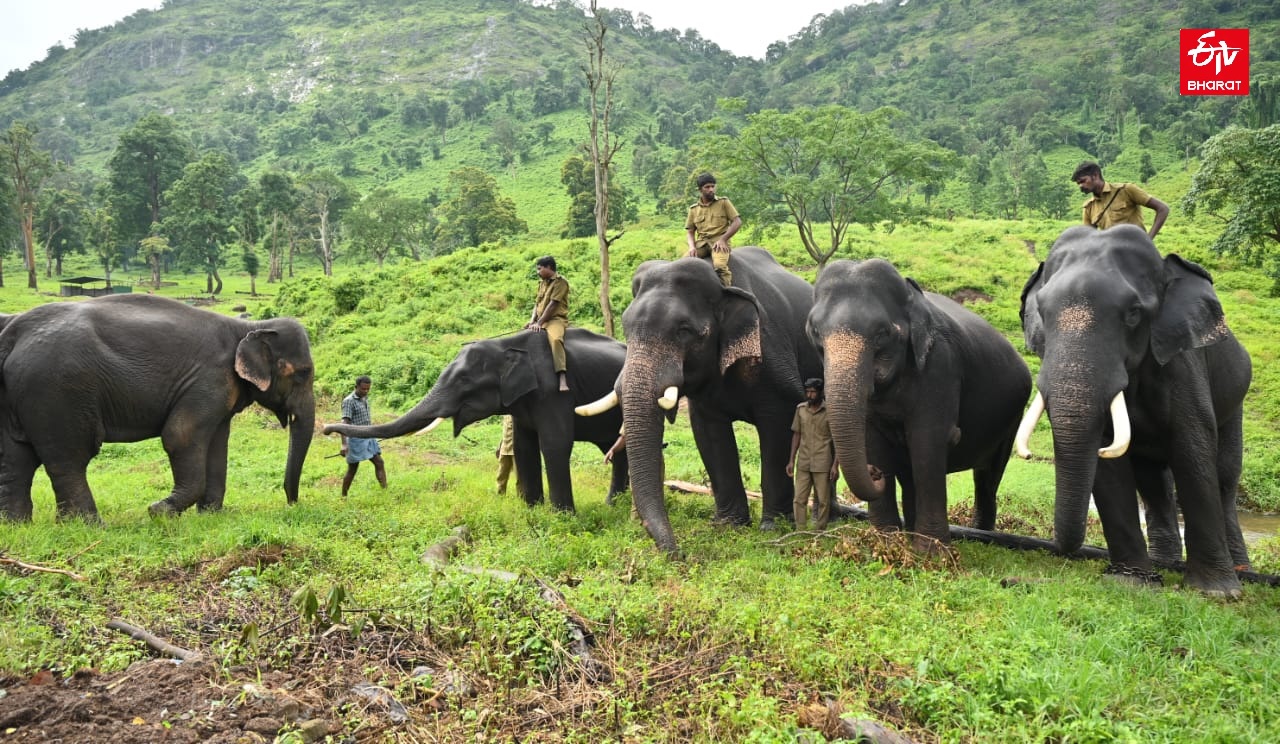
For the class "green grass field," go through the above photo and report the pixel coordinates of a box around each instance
[1,212,1279,741]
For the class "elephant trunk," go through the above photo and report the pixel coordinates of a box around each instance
[823,333,888,501]
[1046,399,1105,554]
[621,343,682,555]
[322,388,447,439]
[283,393,315,505]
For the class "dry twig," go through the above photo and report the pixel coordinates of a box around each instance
[0,554,87,581]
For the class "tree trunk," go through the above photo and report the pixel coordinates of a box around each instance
[21,215,37,290]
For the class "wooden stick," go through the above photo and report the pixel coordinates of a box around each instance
[0,556,87,582]
[106,618,201,662]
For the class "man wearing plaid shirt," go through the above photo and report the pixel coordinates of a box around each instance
[339,375,387,496]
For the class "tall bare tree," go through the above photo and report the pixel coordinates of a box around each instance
[2,122,55,289]
[584,0,624,337]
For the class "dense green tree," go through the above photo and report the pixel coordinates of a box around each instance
[257,172,301,283]
[242,243,261,296]
[298,170,355,276]
[87,207,122,286]
[2,122,56,289]
[106,113,194,258]
[138,230,171,288]
[1182,124,1280,293]
[696,105,956,271]
[560,154,636,238]
[0,167,17,287]
[435,167,526,252]
[36,185,86,277]
[163,151,240,294]
[344,188,421,268]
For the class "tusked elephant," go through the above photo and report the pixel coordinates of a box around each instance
[0,294,315,522]
[324,328,627,510]
[580,247,821,554]
[1018,225,1251,597]
[808,259,1032,551]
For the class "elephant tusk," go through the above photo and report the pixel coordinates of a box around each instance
[1099,392,1131,459]
[415,417,446,435]
[657,386,679,410]
[1014,391,1045,460]
[575,390,619,416]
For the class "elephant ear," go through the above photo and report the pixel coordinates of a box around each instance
[904,277,936,370]
[718,286,762,376]
[499,347,537,406]
[1151,254,1230,365]
[235,329,279,392]
[1020,262,1047,356]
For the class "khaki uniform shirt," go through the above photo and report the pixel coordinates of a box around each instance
[792,401,834,472]
[1082,182,1153,231]
[685,197,740,248]
[535,275,569,321]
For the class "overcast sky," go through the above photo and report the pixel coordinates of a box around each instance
[2,0,858,76]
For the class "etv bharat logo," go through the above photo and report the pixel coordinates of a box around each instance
[1180,29,1249,96]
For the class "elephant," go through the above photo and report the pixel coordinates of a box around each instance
[0,294,315,521]
[1018,225,1252,597]
[807,259,1032,551]
[323,327,628,510]
[580,247,821,554]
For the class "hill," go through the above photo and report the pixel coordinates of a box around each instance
[1,0,1277,240]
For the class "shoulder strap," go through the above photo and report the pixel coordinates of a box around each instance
[1090,184,1126,228]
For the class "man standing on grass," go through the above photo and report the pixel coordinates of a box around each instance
[786,378,838,531]
[339,375,387,497]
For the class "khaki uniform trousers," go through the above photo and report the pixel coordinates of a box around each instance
[794,470,833,531]
[694,243,733,287]
[543,317,568,373]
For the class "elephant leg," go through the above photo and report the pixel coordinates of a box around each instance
[541,439,575,512]
[607,448,629,505]
[1169,443,1242,598]
[1216,411,1250,571]
[757,409,799,523]
[151,422,212,516]
[1134,459,1182,565]
[969,434,1014,532]
[1093,459,1156,582]
[0,437,40,522]
[44,461,101,522]
[198,419,232,512]
[866,474,901,532]
[688,404,750,526]
[513,426,543,506]
[864,429,902,532]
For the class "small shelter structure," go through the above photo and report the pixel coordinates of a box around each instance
[59,276,133,298]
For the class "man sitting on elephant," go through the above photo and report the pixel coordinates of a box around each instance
[685,172,742,287]
[526,255,571,392]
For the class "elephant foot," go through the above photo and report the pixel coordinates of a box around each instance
[1102,563,1164,588]
[1181,566,1243,600]
[148,499,182,518]
[54,510,103,525]
[1147,536,1184,566]
[710,513,752,528]
[911,533,953,556]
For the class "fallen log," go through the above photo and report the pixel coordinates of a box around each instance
[107,618,201,662]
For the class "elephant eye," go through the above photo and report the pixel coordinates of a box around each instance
[1124,305,1143,329]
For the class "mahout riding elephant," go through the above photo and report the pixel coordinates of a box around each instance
[0,294,316,521]
[807,259,1031,551]
[323,328,627,510]
[579,247,821,554]
[1018,225,1251,597]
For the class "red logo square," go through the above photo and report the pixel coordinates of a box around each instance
[1180,29,1249,96]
